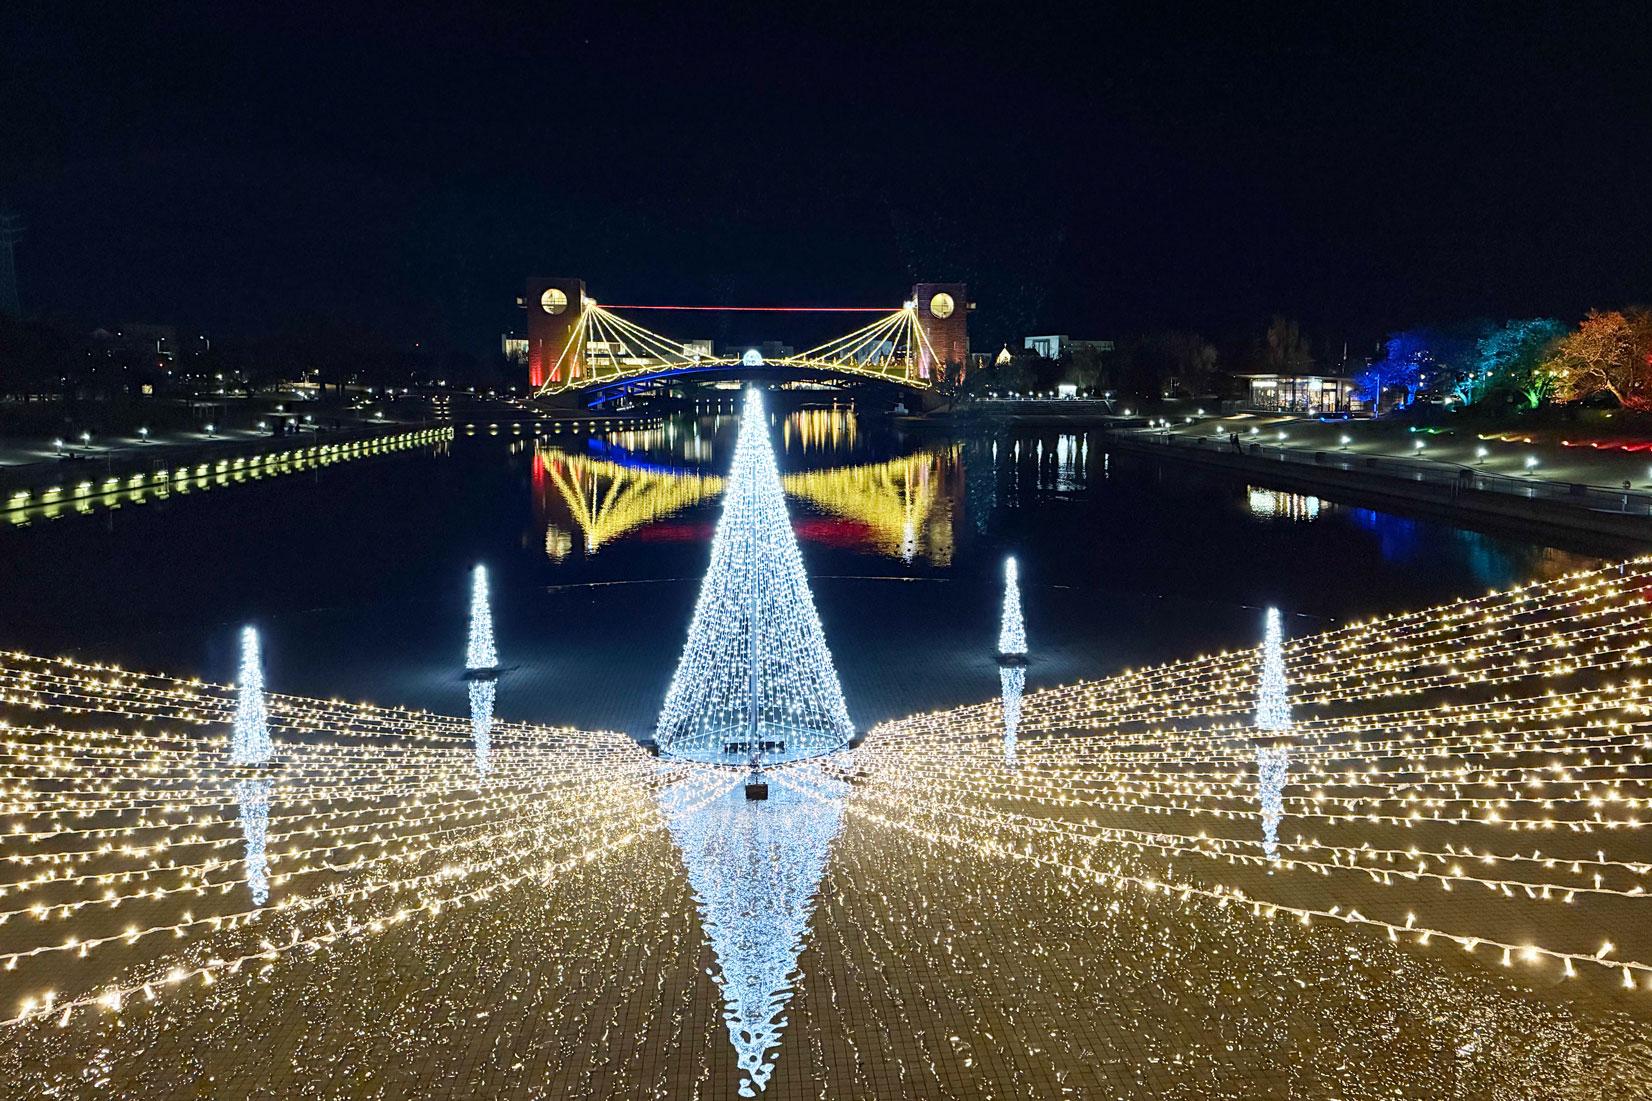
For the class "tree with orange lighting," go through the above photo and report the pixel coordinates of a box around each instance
[1544,309,1652,410]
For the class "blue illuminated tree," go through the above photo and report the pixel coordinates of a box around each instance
[1475,317,1567,409]
[1355,331,1433,412]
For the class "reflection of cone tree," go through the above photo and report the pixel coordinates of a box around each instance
[659,767,849,1096]
[468,679,495,777]
[234,778,272,906]
[1255,607,1290,733]
[1000,664,1024,768]
[655,390,854,764]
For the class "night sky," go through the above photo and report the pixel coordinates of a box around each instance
[3,3,1650,357]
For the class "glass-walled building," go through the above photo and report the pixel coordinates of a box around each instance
[1236,373,1364,414]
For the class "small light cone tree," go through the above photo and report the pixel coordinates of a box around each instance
[1254,606,1290,733]
[230,626,273,766]
[466,564,498,672]
[997,556,1027,660]
[655,389,854,765]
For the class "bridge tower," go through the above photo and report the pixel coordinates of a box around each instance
[911,282,970,381]
[522,277,586,389]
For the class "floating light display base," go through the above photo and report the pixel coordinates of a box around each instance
[995,651,1029,667]
[461,666,502,682]
[744,771,769,801]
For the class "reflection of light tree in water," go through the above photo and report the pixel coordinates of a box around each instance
[235,778,272,907]
[659,766,849,1096]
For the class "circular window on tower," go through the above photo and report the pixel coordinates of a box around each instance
[540,287,569,315]
[929,292,956,319]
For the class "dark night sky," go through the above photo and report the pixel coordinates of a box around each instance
[3,3,1650,357]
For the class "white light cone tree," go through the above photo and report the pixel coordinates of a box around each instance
[466,564,498,672]
[1255,606,1290,733]
[655,389,853,764]
[660,766,849,1096]
[230,626,273,765]
[998,556,1027,659]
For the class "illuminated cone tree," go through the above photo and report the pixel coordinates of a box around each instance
[466,564,499,672]
[997,556,1027,661]
[230,626,273,765]
[655,389,854,764]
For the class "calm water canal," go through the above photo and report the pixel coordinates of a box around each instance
[0,401,1605,734]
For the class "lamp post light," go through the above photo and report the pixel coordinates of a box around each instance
[205,423,217,439]
[53,438,64,457]
[1524,455,1539,475]
[138,427,149,443]
[1476,446,1489,464]
[1413,439,1426,454]
[79,431,91,448]
[1340,435,1351,450]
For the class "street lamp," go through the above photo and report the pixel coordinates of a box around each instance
[79,431,91,447]
[53,438,64,456]
[1476,446,1489,464]
[1413,439,1425,453]
[205,423,217,438]
[1524,455,1539,474]
[1339,435,1351,450]
[138,427,149,443]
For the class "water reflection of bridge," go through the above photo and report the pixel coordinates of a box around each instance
[532,444,959,565]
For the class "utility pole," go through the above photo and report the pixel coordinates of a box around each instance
[0,206,23,319]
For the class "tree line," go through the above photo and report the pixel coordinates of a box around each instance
[958,307,1652,414]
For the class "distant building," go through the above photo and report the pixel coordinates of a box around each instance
[501,334,529,364]
[92,325,178,365]
[1023,335,1113,359]
[1236,373,1364,414]
[682,339,715,360]
[759,340,794,360]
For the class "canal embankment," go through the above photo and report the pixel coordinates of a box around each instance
[1105,428,1652,547]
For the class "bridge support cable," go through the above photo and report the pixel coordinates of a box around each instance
[531,300,940,397]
